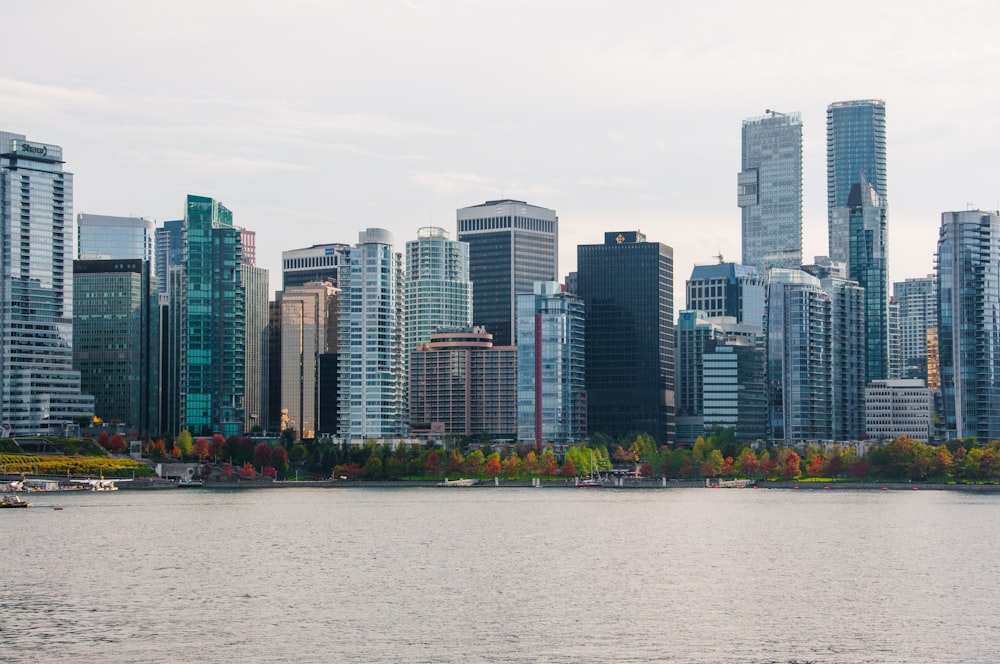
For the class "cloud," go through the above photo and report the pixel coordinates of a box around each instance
[410,170,497,195]
[0,78,108,114]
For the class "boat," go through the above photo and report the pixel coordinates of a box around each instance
[577,448,603,488]
[437,478,478,487]
[1,495,31,508]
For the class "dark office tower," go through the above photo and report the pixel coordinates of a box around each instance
[74,259,159,436]
[457,200,558,347]
[738,110,803,271]
[577,231,674,443]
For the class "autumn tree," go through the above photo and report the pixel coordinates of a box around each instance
[560,458,577,477]
[175,430,193,460]
[210,434,226,461]
[465,449,485,476]
[254,443,272,468]
[97,431,111,449]
[484,453,501,477]
[805,455,825,478]
[737,448,760,479]
[239,462,256,479]
[423,450,442,477]
[720,456,735,477]
[269,446,289,477]
[109,433,126,453]
[781,450,802,479]
[193,437,210,462]
[502,451,522,476]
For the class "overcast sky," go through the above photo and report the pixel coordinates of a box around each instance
[4,1,999,304]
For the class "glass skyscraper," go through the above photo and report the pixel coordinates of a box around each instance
[457,200,558,347]
[516,282,585,451]
[77,214,155,262]
[738,111,803,271]
[827,100,887,222]
[73,259,159,435]
[936,210,1000,441]
[338,228,405,440]
[180,195,245,437]
[686,260,765,326]
[894,275,937,382]
[281,282,338,440]
[577,231,674,443]
[0,131,93,435]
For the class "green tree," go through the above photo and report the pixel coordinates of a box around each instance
[175,430,193,460]
[363,454,383,479]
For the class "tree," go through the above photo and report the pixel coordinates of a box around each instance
[805,455,825,478]
[175,430,193,460]
[193,437,210,461]
[423,450,442,477]
[109,433,126,453]
[737,448,760,479]
[97,431,111,449]
[210,434,226,461]
[720,456,735,477]
[638,463,654,478]
[560,458,577,477]
[502,451,522,476]
[849,460,869,481]
[269,446,289,477]
[484,453,501,477]
[254,443,272,467]
[465,449,485,476]
[363,455,383,480]
[239,462,256,479]
[782,450,802,479]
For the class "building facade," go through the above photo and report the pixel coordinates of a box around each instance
[936,210,1000,441]
[703,337,767,443]
[766,269,833,445]
[738,111,803,271]
[865,379,934,443]
[409,327,517,441]
[280,282,339,440]
[241,255,269,435]
[457,199,558,347]
[0,131,93,435]
[516,282,586,451]
[404,227,472,355]
[338,229,405,440]
[73,259,159,435]
[282,243,349,290]
[180,195,245,437]
[894,276,937,382]
[577,231,675,443]
[686,261,766,326]
[675,311,724,443]
[77,214,155,262]
[827,99,887,226]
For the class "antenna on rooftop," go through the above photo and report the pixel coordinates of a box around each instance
[714,251,725,264]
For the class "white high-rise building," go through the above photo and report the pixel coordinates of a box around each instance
[894,276,937,382]
[404,227,472,355]
[338,229,405,440]
[0,131,93,434]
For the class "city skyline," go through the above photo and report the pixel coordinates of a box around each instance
[4,2,998,305]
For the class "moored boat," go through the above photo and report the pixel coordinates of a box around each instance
[1,494,31,508]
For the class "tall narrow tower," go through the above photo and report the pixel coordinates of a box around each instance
[738,111,803,271]
[0,131,93,434]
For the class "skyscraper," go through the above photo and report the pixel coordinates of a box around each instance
[180,195,245,437]
[457,200,558,347]
[281,281,339,440]
[516,282,586,451]
[338,228,405,440]
[766,269,833,445]
[675,310,724,443]
[73,259,159,435]
[577,231,674,443]
[404,227,472,355]
[827,100,887,223]
[240,231,269,435]
[282,243,349,289]
[155,219,184,297]
[0,131,93,435]
[829,178,889,382]
[894,275,937,382]
[738,111,803,271]
[936,210,1000,441]
[77,214,155,262]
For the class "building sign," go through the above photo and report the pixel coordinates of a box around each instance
[10,139,62,162]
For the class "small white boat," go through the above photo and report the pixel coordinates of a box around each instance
[437,478,478,487]
[0,494,31,508]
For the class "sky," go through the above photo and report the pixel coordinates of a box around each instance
[4,1,999,304]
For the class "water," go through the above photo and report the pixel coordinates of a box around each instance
[2,487,999,663]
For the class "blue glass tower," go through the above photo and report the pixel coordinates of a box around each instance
[827,100,887,246]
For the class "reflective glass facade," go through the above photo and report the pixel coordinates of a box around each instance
[739,112,803,271]
[577,231,674,443]
[766,269,832,444]
[827,99,887,221]
[703,338,766,442]
[242,260,269,434]
[457,200,558,347]
[73,259,158,434]
[686,261,765,325]
[338,229,405,440]
[77,214,155,262]
[936,211,1000,440]
[516,282,585,451]
[0,131,93,434]
[181,195,245,437]
[155,220,183,296]
[281,282,338,439]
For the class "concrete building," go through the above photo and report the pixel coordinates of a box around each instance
[516,282,586,451]
[865,379,934,443]
[686,260,766,326]
[409,327,516,441]
[282,243,349,289]
[0,131,93,434]
[457,199,558,347]
[894,275,937,382]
